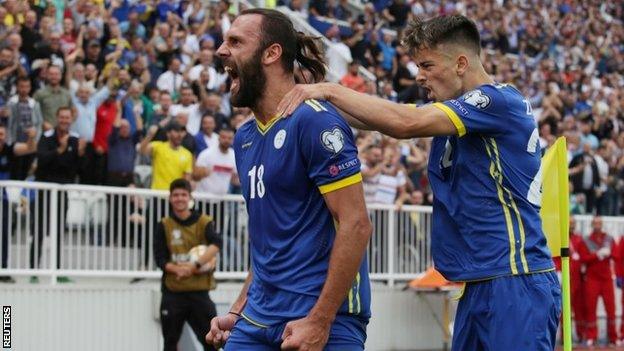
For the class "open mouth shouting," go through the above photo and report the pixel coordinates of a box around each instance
[225,65,239,94]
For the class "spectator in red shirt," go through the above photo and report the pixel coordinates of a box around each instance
[578,216,618,346]
[93,89,120,185]
[613,232,624,343]
[340,61,367,93]
[554,217,587,343]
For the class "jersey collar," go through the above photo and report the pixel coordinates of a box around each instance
[255,114,282,135]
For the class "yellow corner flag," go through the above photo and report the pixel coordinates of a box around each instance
[541,137,569,256]
[539,136,571,351]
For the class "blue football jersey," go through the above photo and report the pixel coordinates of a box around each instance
[429,84,554,281]
[233,99,371,326]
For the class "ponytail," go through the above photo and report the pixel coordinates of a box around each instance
[295,32,327,83]
[238,9,327,82]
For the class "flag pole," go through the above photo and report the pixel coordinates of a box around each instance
[557,138,571,351]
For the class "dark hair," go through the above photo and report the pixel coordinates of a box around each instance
[170,178,192,194]
[166,121,185,132]
[402,15,481,55]
[56,106,72,116]
[239,8,326,82]
[179,85,193,92]
[47,65,63,72]
[16,76,31,84]
[201,113,215,122]
[219,127,235,134]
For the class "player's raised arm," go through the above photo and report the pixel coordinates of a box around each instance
[277,83,458,139]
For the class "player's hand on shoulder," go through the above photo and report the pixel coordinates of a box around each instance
[280,315,331,351]
[277,83,332,117]
[205,313,238,348]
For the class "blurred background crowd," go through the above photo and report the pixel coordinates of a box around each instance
[0,0,621,216]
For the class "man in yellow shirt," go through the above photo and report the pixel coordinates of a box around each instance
[140,121,193,190]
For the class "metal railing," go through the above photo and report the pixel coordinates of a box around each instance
[2,180,624,285]
[0,181,433,285]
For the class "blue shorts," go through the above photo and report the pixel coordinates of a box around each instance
[224,314,367,350]
[452,271,561,351]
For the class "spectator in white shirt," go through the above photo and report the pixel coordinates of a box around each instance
[361,144,406,204]
[194,113,219,156]
[188,49,218,85]
[193,128,239,195]
[156,57,183,96]
[151,90,174,126]
[179,27,200,68]
[170,86,201,134]
[325,25,352,81]
[361,145,384,204]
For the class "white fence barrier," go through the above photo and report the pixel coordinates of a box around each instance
[1,180,623,285]
[0,181,434,284]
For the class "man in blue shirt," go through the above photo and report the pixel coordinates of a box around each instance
[278,15,560,351]
[206,9,373,351]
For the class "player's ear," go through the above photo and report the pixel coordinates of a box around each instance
[455,54,469,76]
[263,43,282,66]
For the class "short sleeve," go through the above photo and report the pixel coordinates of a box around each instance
[230,151,238,174]
[204,220,223,249]
[297,101,362,194]
[196,149,210,168]
[434,85,506,136]
[150,141,164,157]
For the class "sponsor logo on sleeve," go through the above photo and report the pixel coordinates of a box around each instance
[449,99,469,116]
[328,158,360,177]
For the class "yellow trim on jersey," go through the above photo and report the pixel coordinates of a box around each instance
[240,313,269,329]
[490,139,529,274]
[483,138,518,275]
[453,283,467,301]
[255,115,282,135]
[355,272,361,314]
[318,173,363,194]
[305,99,327,112]
[348,284,354,313]
[433,102,467,137]
[348,272,361,314]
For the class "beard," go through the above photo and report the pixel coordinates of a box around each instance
[229,49,267,109]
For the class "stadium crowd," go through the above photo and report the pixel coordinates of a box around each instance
[0,0,620,217]
[294,0,624,216]
[0,0,619,346]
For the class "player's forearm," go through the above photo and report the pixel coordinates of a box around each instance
[334,107,372,131]
[230,271,252,314]
[325,83,418,139]
[309,218,372,324]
